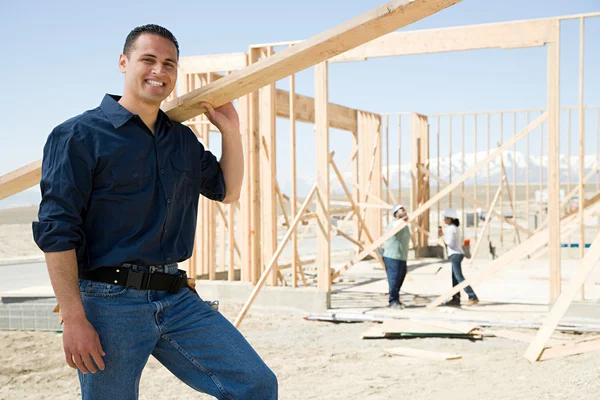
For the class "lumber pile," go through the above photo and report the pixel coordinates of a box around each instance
[361,319,482,340]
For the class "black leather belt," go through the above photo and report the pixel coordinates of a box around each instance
[80,266,189,293]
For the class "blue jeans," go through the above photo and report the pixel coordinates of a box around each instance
[449,254,478,301]
[77,264,278,400]
[383,257,407,305]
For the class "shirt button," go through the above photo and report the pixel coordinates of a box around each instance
[167,257,172,262]
[167,199,171,204]
[160,169,165,174]
[133,173,138,178]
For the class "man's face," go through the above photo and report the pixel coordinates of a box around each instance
[118,33,178,106]
[395,208,406,219]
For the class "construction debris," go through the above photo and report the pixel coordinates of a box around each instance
[386,346,462,361]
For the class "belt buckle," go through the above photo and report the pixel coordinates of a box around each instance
[125,269,145,289]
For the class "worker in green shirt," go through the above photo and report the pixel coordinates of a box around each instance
[382,204,411,309]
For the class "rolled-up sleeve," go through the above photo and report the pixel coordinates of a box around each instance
[199,147,226,202]
[32,126,94,252]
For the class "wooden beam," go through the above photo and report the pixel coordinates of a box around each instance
[331,113,546,280]
[315,61,331,292]
[420,166,533,237]
[161,0,462,122]
[547,20,561,301]
[330,18,554,62]
[467,181,502,263]
[0,160,42,201]
[525,230,600,362]
[234,184,317,328]
[178,53,248,73]
[275,89,357,132]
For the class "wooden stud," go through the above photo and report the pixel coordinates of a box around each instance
[578,17,586,299]
[315,61,331,292]
[290,70,298,288]
[548,20,561,301]
[234,185,317,328]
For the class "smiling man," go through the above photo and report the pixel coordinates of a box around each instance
[32,24,278,400]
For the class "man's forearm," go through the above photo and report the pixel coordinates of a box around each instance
[219,129,244,203]
[45,249,86,322]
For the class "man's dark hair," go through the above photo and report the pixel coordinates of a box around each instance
[123,24,179,58]
[451,218,460,227]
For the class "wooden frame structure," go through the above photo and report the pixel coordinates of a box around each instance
[1,6,599,343]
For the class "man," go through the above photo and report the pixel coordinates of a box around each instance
[32,24,278,399]
[381,204,411,309]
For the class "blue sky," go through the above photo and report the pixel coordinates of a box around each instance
[1,0,599,199]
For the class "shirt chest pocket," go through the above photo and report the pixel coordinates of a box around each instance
[110,161,153,194]
[170,154,198,183]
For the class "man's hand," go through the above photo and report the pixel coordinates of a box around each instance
[201,101,240,136]
[62,317,106,374]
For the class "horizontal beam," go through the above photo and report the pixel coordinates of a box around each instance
[331,18,554,62]
[276,90,357,132]
[0,160,42,201]
[161,0,461,122]
[178,53,248,73]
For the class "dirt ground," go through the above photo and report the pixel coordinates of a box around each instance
[2,202,600,399]
[1,301,600,400]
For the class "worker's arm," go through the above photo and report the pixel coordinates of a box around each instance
[32,126,104,374]
[46,250,105,374]
[203,101,243,204]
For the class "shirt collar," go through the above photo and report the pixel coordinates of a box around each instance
[100,93,173,130]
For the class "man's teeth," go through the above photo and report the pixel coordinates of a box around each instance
[147,80,164,87]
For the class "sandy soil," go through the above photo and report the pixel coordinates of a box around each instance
[2,202,600,399]
[1,303,600,400]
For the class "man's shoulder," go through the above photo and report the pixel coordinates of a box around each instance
[51,107,106,140]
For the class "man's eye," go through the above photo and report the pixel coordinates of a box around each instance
[143,59,153,63]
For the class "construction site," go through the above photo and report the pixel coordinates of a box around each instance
[1,1,600,399]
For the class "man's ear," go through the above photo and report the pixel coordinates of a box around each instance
[118,54,128,74]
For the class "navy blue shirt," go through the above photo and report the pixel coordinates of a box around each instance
[32,94,226,272]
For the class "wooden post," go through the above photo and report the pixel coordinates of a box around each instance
[410,113,430,249]
[315,61,331,293]
[290,70,299,288]
[249,48,262,285]
[548,20,561,301]
[577,17,585,299]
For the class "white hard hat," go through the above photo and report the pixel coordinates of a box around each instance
[392,204,405,214]
[443,208,459,219]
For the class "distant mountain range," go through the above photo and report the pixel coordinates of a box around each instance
[2,150,598,209]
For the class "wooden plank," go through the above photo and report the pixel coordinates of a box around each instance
[539,337,600,362]
[275,89,357,132]
[420,166,533,236]
[524,230,600,362]
[387,347,462,361]
[234,184,317,328]
[161,0,462,122]
[330,113,547,280]
[547,20,561,301]
[290,72,298,288]
[578,17,586,298]
[331,18,554,62]
[178,53,248,73]
[468,182,502,262]
[330,154,386,267]
[0,160,42,201]
[315,62,331,292]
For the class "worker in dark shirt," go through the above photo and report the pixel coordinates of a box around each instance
[32,24,277,400]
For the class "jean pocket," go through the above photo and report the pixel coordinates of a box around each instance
[79,279,129,298]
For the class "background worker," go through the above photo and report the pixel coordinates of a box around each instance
[381,204,411,309]
[438,208,479,306]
